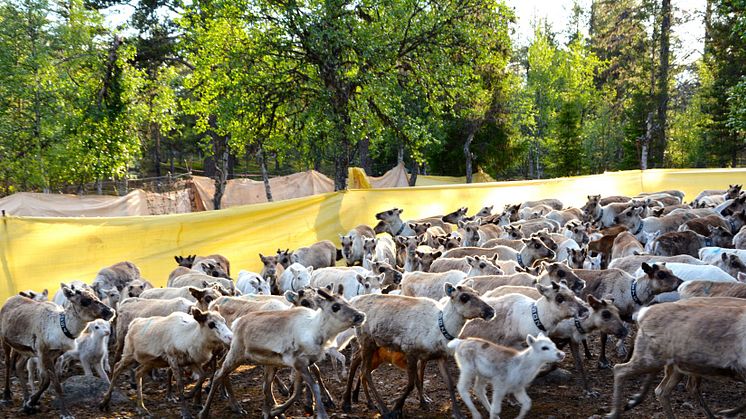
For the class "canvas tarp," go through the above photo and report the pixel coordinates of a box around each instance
[3,168,746,301]
[0,189,193,217]
[191,170,334,210]
[415,169,497,186]
[347,162,411,189]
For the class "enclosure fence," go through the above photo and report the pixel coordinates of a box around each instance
[1,168,745,301]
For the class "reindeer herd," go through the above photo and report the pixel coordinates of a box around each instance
[3,184,746,419]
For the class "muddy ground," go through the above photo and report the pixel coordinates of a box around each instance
[0,338,743,419]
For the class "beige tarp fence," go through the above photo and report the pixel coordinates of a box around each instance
[347,162,411,189]
[0,189,192,217]
[415,169,496,186]
[191,170,334,210]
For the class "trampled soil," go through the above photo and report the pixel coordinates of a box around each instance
[1,338,742,419]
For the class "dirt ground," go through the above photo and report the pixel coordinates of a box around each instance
[1,339,743,419]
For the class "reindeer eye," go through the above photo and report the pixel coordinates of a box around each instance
[365,283,370,288]
[558,270,566,278]
[480,263,486,269]
[205,296,213,303]
[460,294,470,303]
[534,244,540,249]
[556,296,564,304]
[332,303,341,312]
[301,301,311,307]
[602,311,611,320]
[208,321,216,329]
[379,267,385,273]
[657,272,667,279]
[542,346,549,351]
[94,326,99,330]
[626,211,632,216]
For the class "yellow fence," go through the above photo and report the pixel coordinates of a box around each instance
[2,168,746,302]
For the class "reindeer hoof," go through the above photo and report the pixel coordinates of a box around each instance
[383,410,402,419]
[419,399,432,410]
[322,398,335,409]
[21,402,39,415]
[616,346,628,358]
[584,351,595,359]
[229,405,246,415]
[303,404,314,416]
[341,401,352,413]
[181,412,193,419]
[0,398,12,407]
[60,415,75,419]
[597,359,612,370]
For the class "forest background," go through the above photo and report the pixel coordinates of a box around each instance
[1,0,744,208]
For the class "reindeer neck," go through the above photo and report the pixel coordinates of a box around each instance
[630,277,655,306]
[514,347,549,384]
[535,297,564,331]
[440,300,466,339]
[61,305,91,338]
[518,246,533,268]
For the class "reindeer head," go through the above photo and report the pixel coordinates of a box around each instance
[275,249,293,269]
[174,255,196,268]
[445,283,495,320]
[540,262,585,294]
[536,280,588,318]
[61,283,115,322]
[442,207,468,224]
[375,208,404,223]
[585,295,627,338]
[639,262,684,294]
[192,307,233,346]
[369,258,403,285]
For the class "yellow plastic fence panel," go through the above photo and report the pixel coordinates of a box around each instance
[0,192,346,302]
[5,168,746,302]
[641,168,746,202]
[346,167,372,189]
[415,175,467,186]
[341,170,645,227]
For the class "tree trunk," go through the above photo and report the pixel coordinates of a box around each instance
[359,135,372,175]
[408,160,418,187]
[258,144,273,202]
[212,138,228,210]
[641,112,653,170]
[704,0,713,55]
[397,141,404,165]
[464,124,477,183]
[153,122,161,178]
[655,0,671,166]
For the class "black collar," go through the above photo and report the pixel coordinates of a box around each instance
[574,317,587,335]
[730,218,738,234]
[704,236,713,247]
[393,223,406,237]
[593,208,604,224]
[633,222,644,236]
[516,253,525,268]
[438,311,456,341]
[531,303,546,332]
[59,313,75,340]
[630,280,643,305]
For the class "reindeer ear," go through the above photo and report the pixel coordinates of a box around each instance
[587,295,602,309]
[42,289,48,297]
[61,283,74,298]
[284,290,298,303]
[189,287,206,300]
[444,282,457,297]
[526,334,537,345]
[191,307,208,323]
[317,288,333,300]
[641,262,654,274]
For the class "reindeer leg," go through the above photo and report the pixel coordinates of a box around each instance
[685,376,715,419]
[598,333,611,369]
[44,355,74,419]
[654,365,682,419]
[135,364,153,418]
[624,373,655,411]
[198,346,245,419]
[269,369,303,418]
[582,338,594,359]
[417,359,432,408]
[261,367,277,419]
[570,340,597,396]
[342,347,361,412]
[100,352,134,411]
[390,354,418,417]
[310,363,335,408]
[16,356,31,404]
[360,342,390,416]
[438,357,465,419]
[298,364,329,419]
[2,342,13,404]
[167,359,192,419]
